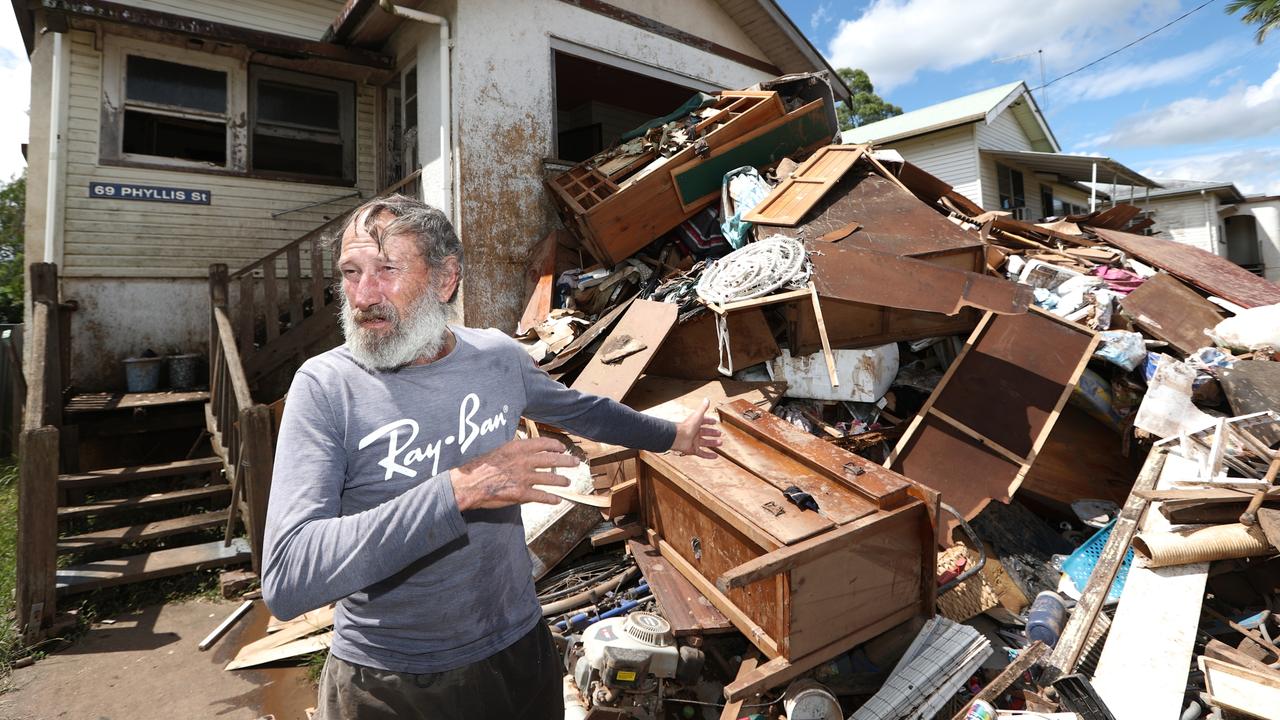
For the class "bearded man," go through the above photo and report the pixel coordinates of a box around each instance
[261,195,719,720]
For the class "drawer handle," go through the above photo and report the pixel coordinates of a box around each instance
[691,537,702,562]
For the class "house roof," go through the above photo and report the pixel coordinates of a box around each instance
[842,81,1060,150]
[1109,178,1245,203]
[325,0,851,99]
[980,149,1158,188]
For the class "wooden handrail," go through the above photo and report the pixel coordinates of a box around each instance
[229,212,350,282]
[213,307,253,411]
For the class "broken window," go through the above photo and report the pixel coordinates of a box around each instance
[250,67,355,183]
[997,163,1025,211]
[120,55,228,165]
[553,50,705,163]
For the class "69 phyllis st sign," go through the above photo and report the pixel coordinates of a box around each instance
[89,182,212,205]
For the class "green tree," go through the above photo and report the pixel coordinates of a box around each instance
[836,68,903,131]
[0,173,25,324]
[1227,0,1280,42]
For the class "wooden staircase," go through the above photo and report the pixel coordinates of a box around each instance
[52,391,250,596]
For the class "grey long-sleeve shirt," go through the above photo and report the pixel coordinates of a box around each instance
[261,325,675,673]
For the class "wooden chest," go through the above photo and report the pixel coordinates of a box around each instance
[639,399,936,699]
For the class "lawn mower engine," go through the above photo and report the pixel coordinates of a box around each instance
[566,611,705,719]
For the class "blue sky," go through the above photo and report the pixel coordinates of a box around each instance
[782,0,1280,195]
[3,2,1279,194]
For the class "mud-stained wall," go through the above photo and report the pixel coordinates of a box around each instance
[452,0,771,331]
[64,277,208,389]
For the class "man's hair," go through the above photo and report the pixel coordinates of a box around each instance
[335,195,464,293]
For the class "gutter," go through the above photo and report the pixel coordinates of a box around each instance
[43,30,69,265]
[377,1,454,221]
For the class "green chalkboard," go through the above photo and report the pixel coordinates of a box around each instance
[672,106,833,207]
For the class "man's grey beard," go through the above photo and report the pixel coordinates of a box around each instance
[340,287,452,371]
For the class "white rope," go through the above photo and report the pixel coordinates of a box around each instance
[695,236,810,306]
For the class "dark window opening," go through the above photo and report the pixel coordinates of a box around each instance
[1040,184,1053,219]
[404,66,418,131]
[122,110,226,164]
[250,67,354,183]
[253,134,344,178]
[553,50,704,163]
[997,163,1025,211]
[126,55,227,113]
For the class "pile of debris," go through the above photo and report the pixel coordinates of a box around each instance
[517,72,1280,720]
[214,73,1280,720]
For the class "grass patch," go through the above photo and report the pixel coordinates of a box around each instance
[305,650,327,686]
[0,459,22,691]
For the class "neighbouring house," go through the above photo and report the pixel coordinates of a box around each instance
[14,0,849,390]
[1108,180,1258,270]
[841,81,1158,221]
[1223,193,1280,282]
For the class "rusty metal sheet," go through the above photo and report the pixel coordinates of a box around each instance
[808,241,1032,316]
[1119,273,1224,356]
[888,311,1100,530]
[769,170,983,258]
[1092,228,1280,309]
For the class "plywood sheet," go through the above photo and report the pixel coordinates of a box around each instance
[571,299,678,402]
[888,311,1099,528]
[1092,227,1280,309]
[808,241,1031,316]
[1119,273,1223,356]
[744,145,864,226]
[646,309,779,380]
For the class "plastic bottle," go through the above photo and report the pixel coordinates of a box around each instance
[1026,590,1068,647]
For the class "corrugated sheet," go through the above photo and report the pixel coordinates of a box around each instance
[119,0,344,40]
[62,30,376,278]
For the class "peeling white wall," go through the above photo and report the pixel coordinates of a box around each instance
[452,0,772,331]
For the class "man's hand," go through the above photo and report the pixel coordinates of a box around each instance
[451,438,580,510]
[671,399,722,459]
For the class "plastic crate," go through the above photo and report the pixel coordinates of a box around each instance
[1062,518,1132,603]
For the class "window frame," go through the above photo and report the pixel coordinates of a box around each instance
[100,36,359,187]
[248,65,357,185]
[101,36,244,172]
[996,163,1025,211]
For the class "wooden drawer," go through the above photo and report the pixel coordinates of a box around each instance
[638,400,936,696]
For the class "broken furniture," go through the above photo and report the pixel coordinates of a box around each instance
[637,399,936,701]
[887,309,1100,532]
[547,87,836,267]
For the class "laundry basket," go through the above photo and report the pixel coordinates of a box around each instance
[1062,518,1133,604]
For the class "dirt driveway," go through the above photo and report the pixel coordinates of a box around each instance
[2,598,314,720]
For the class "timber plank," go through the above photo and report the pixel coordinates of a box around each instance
[57,511,227,553]
[57,456,223,491]
[628,539,733,637]
[56,538,251,595]
[571,300,678,403]
[719,399,911,509]
[64,390,210,413]
[57,485,231,520]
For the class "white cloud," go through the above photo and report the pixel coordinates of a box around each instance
[0,11,29,182]
[1054,41,1234,103]
[1140,147,1280,195]
[826,0,1180,92]
[1102,63,1280,147]
[810,2,832,31]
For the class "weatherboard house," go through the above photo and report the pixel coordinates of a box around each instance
[842,81,1158,224]
[14,0,848,390]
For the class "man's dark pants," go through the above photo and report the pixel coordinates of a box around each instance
[316,622,564,719]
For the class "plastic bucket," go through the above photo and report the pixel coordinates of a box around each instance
[123,357,163,392]
[168,353,202,389]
